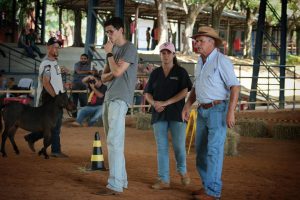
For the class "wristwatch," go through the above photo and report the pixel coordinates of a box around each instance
[107,52,113,58]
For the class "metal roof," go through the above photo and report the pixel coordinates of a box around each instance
[54,0,247,28]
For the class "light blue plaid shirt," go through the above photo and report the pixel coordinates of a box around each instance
[194,49,240,104]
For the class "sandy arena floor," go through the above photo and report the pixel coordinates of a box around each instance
[0,110,300,200]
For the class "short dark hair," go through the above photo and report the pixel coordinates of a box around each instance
[81,53,88,59]
[104,17,124,31]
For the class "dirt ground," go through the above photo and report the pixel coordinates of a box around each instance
[0,110,300,200]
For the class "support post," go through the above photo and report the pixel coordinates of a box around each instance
[178,20,181,51]
[41,0,46,44]
[249,0,267,110]
[115,0,125,20]
[279,0,287,109]
[134,6,139,48]
[85,0,98,59]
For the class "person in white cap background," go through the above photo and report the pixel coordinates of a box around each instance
[24,37,69,158]
[182,26,240,200]
[144,42,192,190]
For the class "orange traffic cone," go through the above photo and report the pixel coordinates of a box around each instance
[90,132,106,171]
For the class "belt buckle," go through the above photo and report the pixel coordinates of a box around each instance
[199,103,211,109]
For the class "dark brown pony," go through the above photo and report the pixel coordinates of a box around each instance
[0,92,76,159]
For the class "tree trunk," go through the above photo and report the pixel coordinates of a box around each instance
[296,25,300,56]
[211,0,230,32]
[228,28,234,56]
[154,0,168,54]
[211,10,222,32]
[244,8,253,59]
[73,9,83,47]
[182,10,198,55]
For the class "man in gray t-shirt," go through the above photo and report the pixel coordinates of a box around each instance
[97,17,138,195]
[104,42,138,105]
[72,53,97,117]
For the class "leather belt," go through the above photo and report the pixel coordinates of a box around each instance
[198,100,224,109]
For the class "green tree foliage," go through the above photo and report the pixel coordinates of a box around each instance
[0,0,34,28]
[266,0,281,26]
[0,0,14,20]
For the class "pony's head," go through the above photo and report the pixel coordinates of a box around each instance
[55,92,77,113]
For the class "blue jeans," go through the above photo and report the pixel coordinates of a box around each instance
[26,109,63,153]
[195,101,228,198]
[153,121,187,183]
[76,105,102,126]
[72,93,87,117]
[102,100,128,192]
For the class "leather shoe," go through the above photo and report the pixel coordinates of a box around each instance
[192,188,205,195]
[193,193,220,200]
[94,188,120,196]
[24,135,35,152]
[50,152,69,158]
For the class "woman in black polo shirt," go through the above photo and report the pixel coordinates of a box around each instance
[144,42,192,190]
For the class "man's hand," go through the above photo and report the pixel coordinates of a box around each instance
[226,110,235,128]
[60,66,70,74]
[181,106,190,122]
[64,82,72,89]
[104,39,113,53]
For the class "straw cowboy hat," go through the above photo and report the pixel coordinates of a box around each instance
[191,26,223,47]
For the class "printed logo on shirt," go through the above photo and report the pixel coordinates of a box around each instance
[44,65,51,72]
[169,76,178,80]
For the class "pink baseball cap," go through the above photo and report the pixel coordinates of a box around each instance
[159,42,175,53]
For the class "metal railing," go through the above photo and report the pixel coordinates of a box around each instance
[1,61,299,111]
[0,43,41,73]
[235,63,299,111]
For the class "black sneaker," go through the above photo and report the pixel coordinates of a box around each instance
[93,188,121,196]
[24,135,36,152]
[50,152,69,158]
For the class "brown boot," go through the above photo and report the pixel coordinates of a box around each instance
[180,173,191,186]
[192,188,205,195]
[193,193,220,200]
[151,179,170,190]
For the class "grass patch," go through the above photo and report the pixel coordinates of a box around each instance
[286,54,300,65]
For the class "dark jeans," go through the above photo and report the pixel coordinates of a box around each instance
[31,45,42,56]
[72,93,87,117]
[18,43,35,58]
[26,109,63,153]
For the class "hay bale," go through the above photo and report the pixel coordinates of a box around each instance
[236,119,268,137]
[136,113,152,130]
[224,128,240,156]
[272,124,300,139]
[126,116,137,127]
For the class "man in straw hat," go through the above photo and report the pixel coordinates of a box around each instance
[182,26,240,200]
